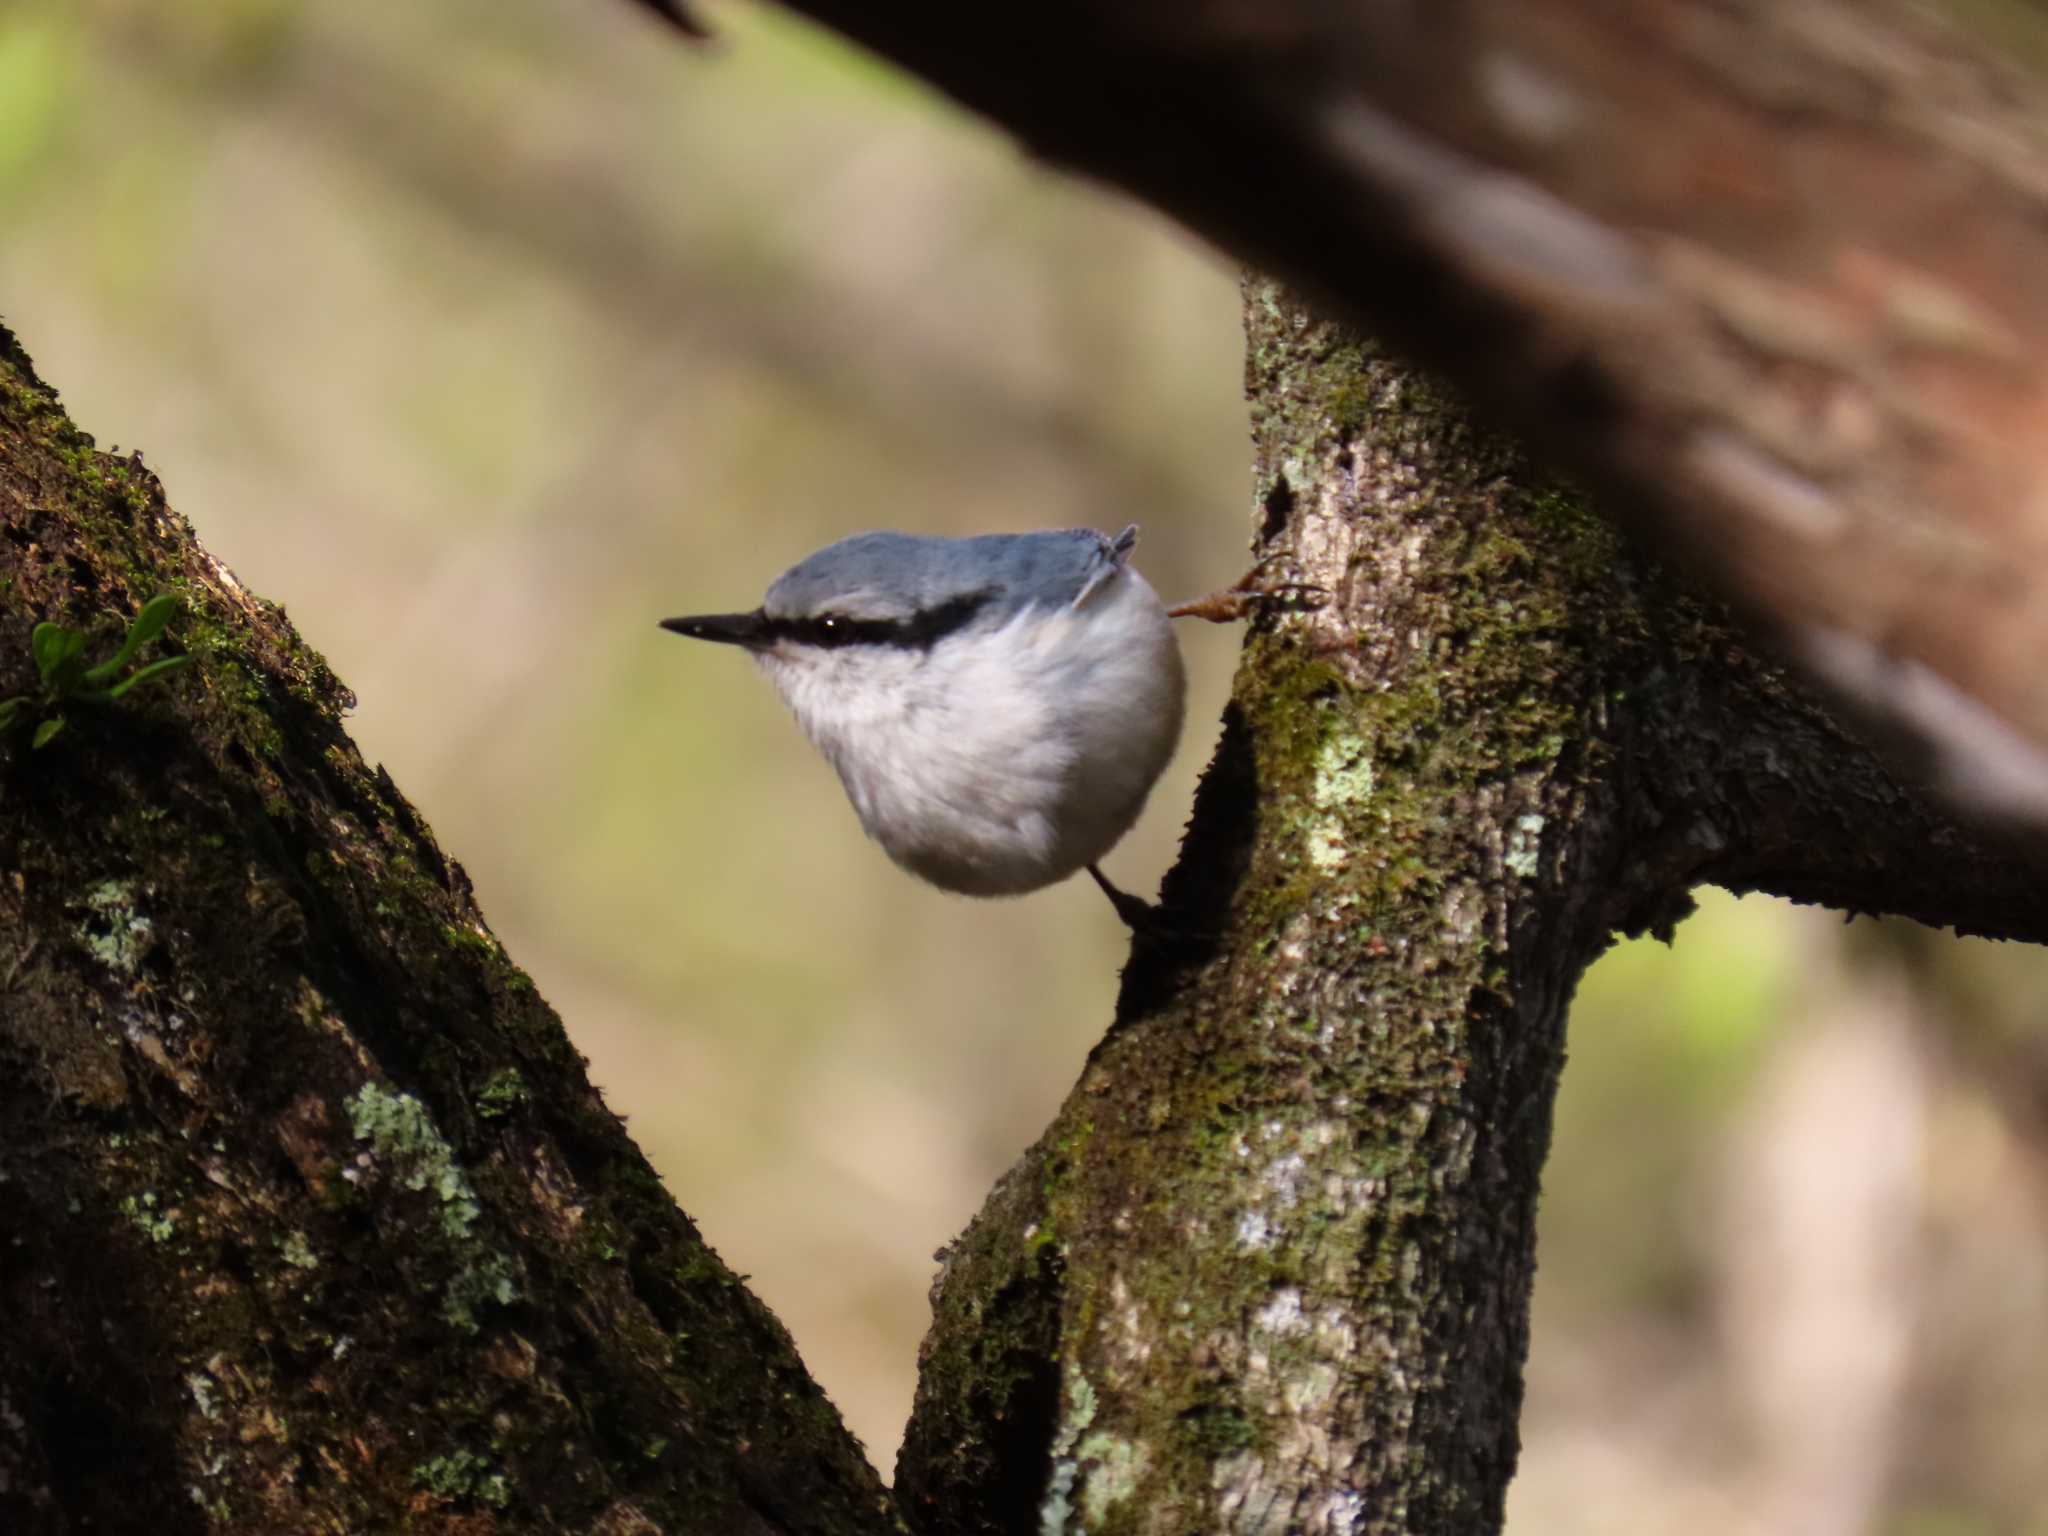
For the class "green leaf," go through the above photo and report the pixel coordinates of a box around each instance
[49,654,88,693]
[31,623,84,687]
[0,697,22,734]
[102,653,189,702]
[83,593,180,685]
[130,592,178,646]
[31,716,65,750]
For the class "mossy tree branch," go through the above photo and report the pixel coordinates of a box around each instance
[0,321,897,1534]
[894,279,2047,1535]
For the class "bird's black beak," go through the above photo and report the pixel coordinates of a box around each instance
[659,610,769,648]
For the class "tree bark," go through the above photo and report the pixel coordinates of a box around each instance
[893,277,2048,1535]
[731,0,2048,832]
[0,325,897,1534]
[7,265,2045,1533]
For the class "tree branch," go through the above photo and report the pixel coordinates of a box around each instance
[0,322,897,1533]
[896,278,2042,1534]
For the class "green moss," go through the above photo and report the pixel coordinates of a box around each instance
[1175,1391,1257,1459]
[669,1250,742,1292]
[475,1065,530,1119]
[412,1448,511,1509]
[119,1191,175,1242]
[440,923,499,961]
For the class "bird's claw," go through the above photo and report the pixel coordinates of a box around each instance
[1086,865,1216,940]
[1167,563,1329,624]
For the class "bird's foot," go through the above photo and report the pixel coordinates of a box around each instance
[1087,864,1160,930]
[1086,864,1216,940]
[1168,561,1328,624]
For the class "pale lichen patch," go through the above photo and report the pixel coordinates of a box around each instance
[1213,1449,1295,1536]
[1504,811,1545,878]
[279,1230,318,1270]
[345,1082,520,1331]
[347,1083,481,1237]
[1280,1361,1339,1414]
[1103,1272,1152,1380]
[1040,1361,1151,1535]
[185,1371,220,1422]
[1039,1365,1099,1536]
[1438,880,1484,945]
[1074,1430,1150,1527]
[79,879,151,974]
[1306,731,1376,872]
[1252,1287,1307,1337]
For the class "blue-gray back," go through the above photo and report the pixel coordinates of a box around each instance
[764,526,1137,622]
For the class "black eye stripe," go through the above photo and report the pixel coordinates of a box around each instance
[763,590,995,651]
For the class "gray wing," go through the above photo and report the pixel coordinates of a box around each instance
[767,526,1140,620]
[933,526,1140,615]
[1072,524,1139,608]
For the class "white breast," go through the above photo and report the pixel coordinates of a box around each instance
[757,570,1186,896]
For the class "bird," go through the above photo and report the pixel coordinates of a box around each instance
[661,525,1187,924]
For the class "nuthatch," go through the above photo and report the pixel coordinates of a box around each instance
[662,526,1186,923]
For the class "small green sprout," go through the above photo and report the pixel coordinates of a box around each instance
[1,594,189,748]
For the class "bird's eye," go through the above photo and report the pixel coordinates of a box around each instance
[819,616,841,633]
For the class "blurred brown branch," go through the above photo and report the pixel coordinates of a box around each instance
[748,0,2048,835]
[624,0,712,39]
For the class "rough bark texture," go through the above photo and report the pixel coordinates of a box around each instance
[892,278,2048,1536]
[746,0,2048,831]
[8,262,2047,1529]
[0,324,898,1534]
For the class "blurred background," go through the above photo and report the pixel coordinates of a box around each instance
[3,1,2046,1529]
